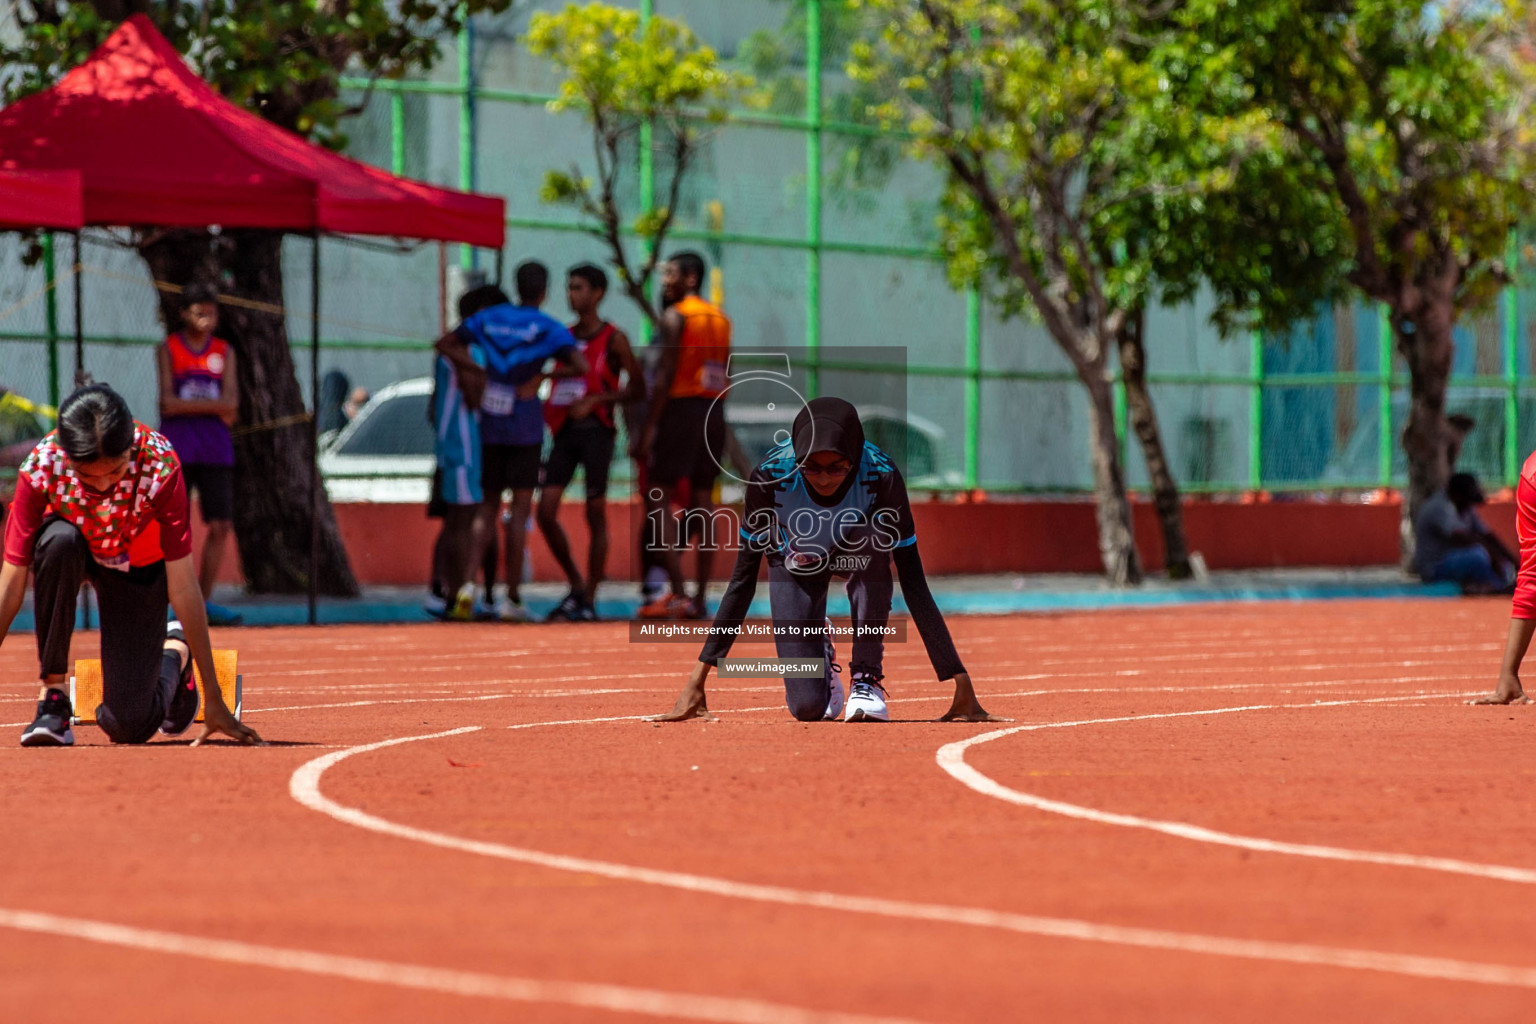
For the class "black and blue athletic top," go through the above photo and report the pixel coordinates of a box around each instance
[739,437,917,572]
[698,398,964,679]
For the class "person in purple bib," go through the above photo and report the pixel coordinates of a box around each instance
[155,282,242,626]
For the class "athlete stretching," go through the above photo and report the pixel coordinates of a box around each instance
[652,396,1001,723]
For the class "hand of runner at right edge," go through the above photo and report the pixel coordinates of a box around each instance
[649,662,717,722]
[937,671,1010,723]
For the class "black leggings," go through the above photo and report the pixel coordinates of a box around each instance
[768,550,894,723]
[34,518,177,744]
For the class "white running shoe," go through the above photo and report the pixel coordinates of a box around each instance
[844,674,889,722]
[822,618,844,720]
[423,593,448,618]
[491,583,531,623]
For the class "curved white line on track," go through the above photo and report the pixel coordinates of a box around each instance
[289,715,1536,990]
[0,907,924,1024]
[936,695,1536,885]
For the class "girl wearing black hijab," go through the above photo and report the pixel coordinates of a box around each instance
[653,396,1001,723]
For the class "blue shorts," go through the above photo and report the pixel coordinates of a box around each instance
[436,459,483,506]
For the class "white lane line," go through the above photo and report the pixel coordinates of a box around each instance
[245,690,635,715]
[936,694,1536,885]
[0,907,925,1024]
[288,720,1536,990]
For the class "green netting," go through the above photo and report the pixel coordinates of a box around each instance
[4,0,1534,498]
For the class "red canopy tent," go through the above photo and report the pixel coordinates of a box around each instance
[0,15,507,619]
[0,169,82,230]
[0,15,503,245]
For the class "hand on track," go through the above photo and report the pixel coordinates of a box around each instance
[936,672,1010,722]
[193,706,264,746]
[648,665,716,722]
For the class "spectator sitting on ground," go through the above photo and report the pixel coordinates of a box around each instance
[1414,472,1516,594]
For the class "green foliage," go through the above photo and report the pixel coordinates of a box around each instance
[528,2,744,131]
[847,0,1342,346]
[1179,0,1536,318]
[528,2,749,320]
[2,0,511,148]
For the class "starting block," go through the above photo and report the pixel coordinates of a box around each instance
[69,650,242,725]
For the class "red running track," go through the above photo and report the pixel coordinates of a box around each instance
[2,598,1534,1022]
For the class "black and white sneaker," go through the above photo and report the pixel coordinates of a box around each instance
[547,591,584,622]
[20,688,74,747]
[844,673,889,723]
[822,619,845,720]
[575,596,600,622]
[160,620,199,736]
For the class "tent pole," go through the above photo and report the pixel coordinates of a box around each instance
[72,231,84,387]
[309,232,321,626]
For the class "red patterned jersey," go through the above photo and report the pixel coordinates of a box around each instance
[4,424,192,570]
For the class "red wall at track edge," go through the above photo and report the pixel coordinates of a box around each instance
[191,496,1518,587]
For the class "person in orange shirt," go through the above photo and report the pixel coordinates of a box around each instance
[1477,451,1536,704]
[636,252,730,620]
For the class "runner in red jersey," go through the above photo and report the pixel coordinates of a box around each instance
[0,385,260,746]
[538,264,643,621]
[1477,449,1536,705]
[157,282,242,625]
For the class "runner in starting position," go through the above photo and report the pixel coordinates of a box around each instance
[652,396,1001,724]
[1,385,261,746]
[1477,448,1536,705]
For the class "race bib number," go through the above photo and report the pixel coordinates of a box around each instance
[93,549,131,573]
[701,361,727,394]
[481,382,516,417]
[549,376,588,407]
[177,379,220,402]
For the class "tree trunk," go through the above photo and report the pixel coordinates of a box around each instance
[1082,366,1143,586]
[138,229,359,596]
[1393,279,1458,569]
[1116,307,1192,580]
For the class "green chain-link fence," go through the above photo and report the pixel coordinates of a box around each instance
[4,0,1535,497]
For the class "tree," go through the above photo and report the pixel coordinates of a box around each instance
[850,0,1302,583]
[2,0,510,594]
[1185,0,1536,524]
[527,1,749,331]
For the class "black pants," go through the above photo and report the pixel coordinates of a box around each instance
[34,519,176,744]
[768,549,893,722]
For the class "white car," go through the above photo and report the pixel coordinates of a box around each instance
[318,378,958,503]
[318,378,436,503]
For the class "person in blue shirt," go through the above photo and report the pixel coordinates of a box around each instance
[427,290,492,621]
[436,267,586,621]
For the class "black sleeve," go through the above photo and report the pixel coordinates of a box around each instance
[698,468,774,666]
[698,545,764,665]
[892,540,966,680]
[872,464,918,548]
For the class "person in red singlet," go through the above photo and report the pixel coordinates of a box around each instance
[1477,450,1536,705]
[0,385,261,747]
[156,282,242,626]
[537,265,643,621]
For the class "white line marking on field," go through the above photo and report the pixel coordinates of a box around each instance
[0,907,925,1024]
[286,716,1536,990]
[935,694,1536,884]
[245,690,635,715]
